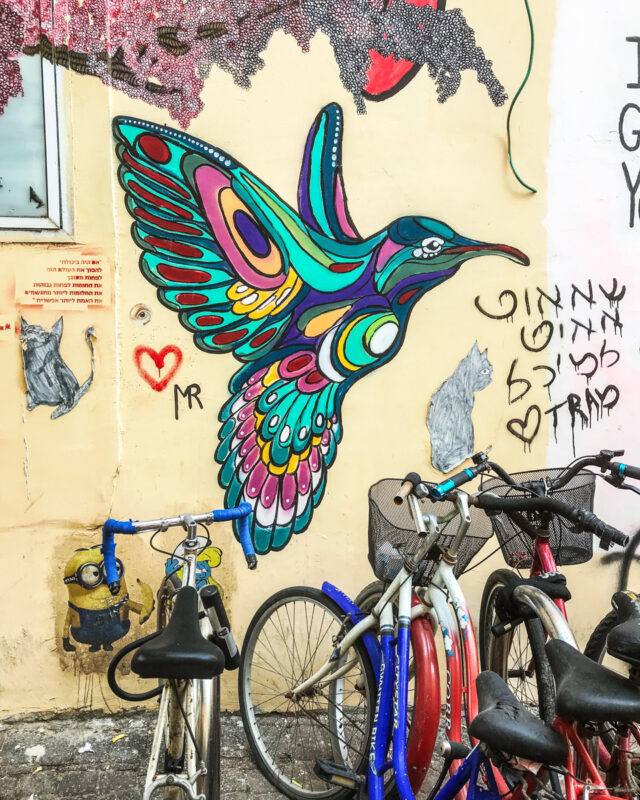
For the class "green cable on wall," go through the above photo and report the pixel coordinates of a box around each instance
[507,0,537,193]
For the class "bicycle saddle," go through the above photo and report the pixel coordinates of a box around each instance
[606,591,640,668]
[132,586,225,680]
[546,638,640,722]
[469,671,568,765]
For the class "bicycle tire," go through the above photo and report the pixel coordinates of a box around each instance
[239,586,377,800]
[479,568,555,723]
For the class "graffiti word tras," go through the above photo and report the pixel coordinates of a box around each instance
[174,383,204,420]
[134,345,183,392]
[476,279,625,452]
[620,37,640,227]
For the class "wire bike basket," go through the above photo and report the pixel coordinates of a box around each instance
[368,478,493,585]
[479,468,596,569]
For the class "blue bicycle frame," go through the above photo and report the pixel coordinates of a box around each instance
[368,564,416,800]
[433,746,501,800]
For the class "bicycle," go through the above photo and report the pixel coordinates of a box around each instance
[477,450,640,721]
[430,626,640,800]
[102,502,255,800]
[237,454,545,800]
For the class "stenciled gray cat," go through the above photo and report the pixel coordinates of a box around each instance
[20,317,96,419]
[427,342,492,473]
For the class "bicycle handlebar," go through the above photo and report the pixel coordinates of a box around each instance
[472,493,629,550]
[429,461,491,499]
[612,461,640,481]
[101,502,255,595]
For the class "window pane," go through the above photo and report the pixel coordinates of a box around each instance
[0,55,49,218]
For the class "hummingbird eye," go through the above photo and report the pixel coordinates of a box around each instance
[412,236,444,259]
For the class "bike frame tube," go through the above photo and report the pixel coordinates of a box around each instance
[532,534,567,615]
[554,718,612,800]
[143,536,206,800]
[369,600,395,800]
[392,570,417,800]
[433,746,501,800]
[321,581,382,678]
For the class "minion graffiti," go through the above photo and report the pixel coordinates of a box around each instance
[62,546,154,652]
[165,539,224,596]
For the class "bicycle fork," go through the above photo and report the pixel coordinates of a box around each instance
[368,575,417,800]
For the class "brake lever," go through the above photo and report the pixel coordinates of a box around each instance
[603,475,640,495]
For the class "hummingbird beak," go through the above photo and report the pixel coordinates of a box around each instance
[445,242,530,266]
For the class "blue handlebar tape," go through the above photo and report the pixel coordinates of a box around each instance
[102,518,137,535]
[619,463,627,476]
[212,502,252,523]
[212,503,255,560]
[101,531,119,586]
[101,519,136,586]
[237,513,256,560]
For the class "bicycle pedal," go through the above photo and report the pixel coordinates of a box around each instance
[313,758,364,789]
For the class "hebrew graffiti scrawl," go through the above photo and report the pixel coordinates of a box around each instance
[113,103,528,553]
[3,0,504,125]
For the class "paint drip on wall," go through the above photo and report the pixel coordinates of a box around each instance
[20,317,96,419]
[2,0,505,125]
[427,342,492,473]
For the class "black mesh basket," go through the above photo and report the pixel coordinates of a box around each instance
[479,468,597,569]
[368,478,494,585]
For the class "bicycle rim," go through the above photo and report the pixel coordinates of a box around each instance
[240,587,376,799]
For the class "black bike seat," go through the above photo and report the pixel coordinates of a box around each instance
[546,639,640,723]
[606,591,640,667]
[469,671,568,765]
[132,587,225,680]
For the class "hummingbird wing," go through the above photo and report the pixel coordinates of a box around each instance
[217,302,402,554]
[113,116,369,361]
[298,103,361,243]
[218,353,342,554]
[113,116,374,552]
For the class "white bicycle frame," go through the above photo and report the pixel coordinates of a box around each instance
[142,535,215,800]
[293,491,476,709]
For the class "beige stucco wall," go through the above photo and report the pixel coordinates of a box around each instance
[0,1,632,716]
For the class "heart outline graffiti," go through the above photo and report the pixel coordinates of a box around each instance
[134,345,183,392]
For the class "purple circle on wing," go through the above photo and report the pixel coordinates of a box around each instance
[233,210,271,258]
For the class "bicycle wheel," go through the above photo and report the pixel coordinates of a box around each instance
[479,568,555,723]
[239,586,377,800]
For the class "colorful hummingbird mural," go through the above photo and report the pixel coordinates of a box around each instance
[113,104,528,554]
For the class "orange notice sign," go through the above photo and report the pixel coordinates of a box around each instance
[16,251,111,309]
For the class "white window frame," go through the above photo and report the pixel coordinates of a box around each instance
[0,56,70,234]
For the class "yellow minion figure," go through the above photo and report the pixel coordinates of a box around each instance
[62,546,154,653]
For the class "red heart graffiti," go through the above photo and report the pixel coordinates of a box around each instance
[134,345,183,392]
